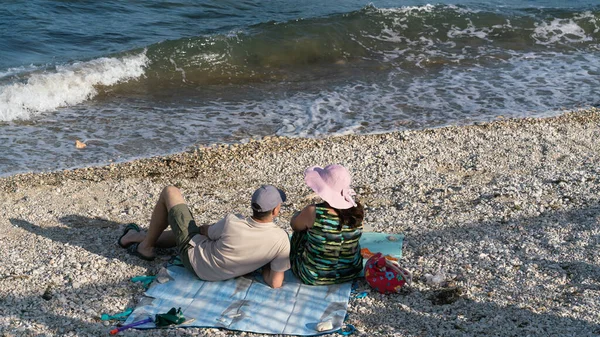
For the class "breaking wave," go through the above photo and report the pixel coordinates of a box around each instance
[0,52,148,121]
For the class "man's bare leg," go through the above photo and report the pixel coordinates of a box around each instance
[125,186,186,258]
[120,230,177,248]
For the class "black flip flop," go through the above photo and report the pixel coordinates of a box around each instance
[117,223,141,248]
[127,242,155,261]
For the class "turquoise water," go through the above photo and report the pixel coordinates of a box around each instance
[1,1,599,175]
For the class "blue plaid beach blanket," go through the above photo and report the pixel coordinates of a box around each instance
[124,232,403,335]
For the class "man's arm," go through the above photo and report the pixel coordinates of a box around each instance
[202,216,227,240]
[262,264,285,289]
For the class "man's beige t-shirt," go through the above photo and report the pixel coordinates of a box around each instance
[187,214,291,281]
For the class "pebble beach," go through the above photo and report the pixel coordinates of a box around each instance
[1,108,599,337]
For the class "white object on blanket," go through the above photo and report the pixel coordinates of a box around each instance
[316,320,333,331]
[156,267,173,284]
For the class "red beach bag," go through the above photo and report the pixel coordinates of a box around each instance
[364,252,412,294]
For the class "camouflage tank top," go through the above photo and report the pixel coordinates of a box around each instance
[290,203,363,285]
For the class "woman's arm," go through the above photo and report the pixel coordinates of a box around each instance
[290,205,316,232]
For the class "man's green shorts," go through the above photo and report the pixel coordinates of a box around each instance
[168,203,200,274]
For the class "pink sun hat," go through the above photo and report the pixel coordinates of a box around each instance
[304,164,357,210]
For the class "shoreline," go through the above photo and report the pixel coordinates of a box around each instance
[1,108,597,188]
[1,108,599,336]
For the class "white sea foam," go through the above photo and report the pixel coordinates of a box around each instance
[532,18,592,45]
[0,64,43,79]
[377,4,436,15]
[377,3,478,15]
[277,91,362,137]
[575,11,599,33]
[447,19,491,41]
[273,51,600,138]
[197,52,226,65]
[169,57,187,82]
[181,49,600,143]
[0,52,149,122]
[444,4,480,14]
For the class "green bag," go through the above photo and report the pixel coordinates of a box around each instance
[154,307,185,327]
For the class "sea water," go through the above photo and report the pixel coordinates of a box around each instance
[1,0,598,176]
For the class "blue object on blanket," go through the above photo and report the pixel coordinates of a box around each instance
[124,232,403,336]
[100,308,133,321]
[360,232,404,260]
[131,275,156,289]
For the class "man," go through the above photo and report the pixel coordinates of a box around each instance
[118,185,290,288]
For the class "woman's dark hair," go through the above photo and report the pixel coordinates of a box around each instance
[325,201,364,229]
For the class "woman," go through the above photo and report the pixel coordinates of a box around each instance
[290,164,364,285]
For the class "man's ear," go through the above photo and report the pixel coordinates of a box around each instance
[272,203,281,216]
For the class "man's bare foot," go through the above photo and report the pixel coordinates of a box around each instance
[119,229,146,248]
[118,224,142,248]
[127,242,155,261]
[136,241,155,259]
